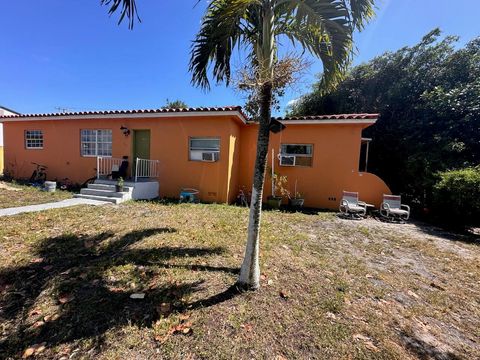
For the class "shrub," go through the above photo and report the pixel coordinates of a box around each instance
[432,166,480,229]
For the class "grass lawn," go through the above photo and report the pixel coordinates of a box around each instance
[0,200,478,359]
[0,182,72,209]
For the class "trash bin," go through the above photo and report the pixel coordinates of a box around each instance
[44,181,57,192]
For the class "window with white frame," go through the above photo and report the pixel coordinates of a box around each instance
[25,130,44,149]
[189,137,220,162]
[279,144,313,167]
[81,129,112,157]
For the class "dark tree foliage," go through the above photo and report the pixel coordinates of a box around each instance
[289,29,480,211]
[433,167,480,229]
[163,99,188,109]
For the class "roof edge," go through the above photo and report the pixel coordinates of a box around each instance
[0,106,21,115]
[0,107,248,124]
[0,106,379,125]
[274,113,379,121]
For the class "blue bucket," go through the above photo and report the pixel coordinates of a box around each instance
[179,188,199,203]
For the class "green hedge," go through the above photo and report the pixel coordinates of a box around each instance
[432,167,480,229]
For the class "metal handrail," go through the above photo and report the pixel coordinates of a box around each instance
[133,158,160,182]
[97,157,124,179]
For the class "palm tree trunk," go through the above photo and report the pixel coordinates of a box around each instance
[238,81,273,290]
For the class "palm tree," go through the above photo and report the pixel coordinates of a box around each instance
[190,0,374,289]
[105,0,376,290]
[189,0,375,290]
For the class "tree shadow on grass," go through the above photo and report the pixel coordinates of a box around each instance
[0,227,241,358]
[399,330,462,360]
[410,220,480,246]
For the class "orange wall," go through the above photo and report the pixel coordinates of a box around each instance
[238,123,390,208]
[3,115,242,203]
[0,146,3,175]
[3,116,390,208]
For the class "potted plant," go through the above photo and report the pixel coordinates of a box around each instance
[115,177,125,192]
[288,179,305,207]
[267,173,288,209]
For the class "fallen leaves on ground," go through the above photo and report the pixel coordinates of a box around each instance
[353,334,379,352]
[155,315,193,343]
[58,294,74,304]
[240,323,253,332]
[22,343,46,358]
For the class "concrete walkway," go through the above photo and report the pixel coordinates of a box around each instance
[0,198,110,217]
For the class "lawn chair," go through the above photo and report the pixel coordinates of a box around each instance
[339,191,367,219]
[380,194,410,222]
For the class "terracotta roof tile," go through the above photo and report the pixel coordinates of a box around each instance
[274,113,379,121]
[0,106,378,122]
[0,106,246,119]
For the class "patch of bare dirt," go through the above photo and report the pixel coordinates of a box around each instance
[0,182,21,191]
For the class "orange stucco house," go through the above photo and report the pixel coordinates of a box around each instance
[0,106,390,209]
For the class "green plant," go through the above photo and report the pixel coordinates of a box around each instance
[293,191,303,199]
[271,173,289,199]
[117,177,124,187]
[291,179,303,199]
[432,166,480,229]
[289,30,480,210]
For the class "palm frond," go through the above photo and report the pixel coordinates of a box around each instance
[190,0,375,90]
[346,0,376,30]
[101,0,140,29]
[282,22,350,89]
[276,0,358,89]
[189,0,261,89]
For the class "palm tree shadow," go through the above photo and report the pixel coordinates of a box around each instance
[0,227,242,358]
[187,284,243,310]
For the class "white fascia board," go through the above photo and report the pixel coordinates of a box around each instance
[278,119,377,125]
[246,119,377,125]
[0,110,248,124]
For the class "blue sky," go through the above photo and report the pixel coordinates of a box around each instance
[0,0,479,116]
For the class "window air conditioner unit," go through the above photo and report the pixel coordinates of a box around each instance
[202,152,219,162]
[279,155,295,166]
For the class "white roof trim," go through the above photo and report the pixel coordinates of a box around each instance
[279,119,377,124]
[0,110,248,124]
[245,119,377,125]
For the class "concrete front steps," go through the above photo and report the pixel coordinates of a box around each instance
[74,183,133,204]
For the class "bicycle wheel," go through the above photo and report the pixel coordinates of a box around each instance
[29,170,38,183]
[39,172,47,183]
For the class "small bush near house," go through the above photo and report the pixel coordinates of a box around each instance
[432,166,480,229]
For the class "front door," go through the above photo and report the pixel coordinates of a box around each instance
[133,130,151,160]
[133,130,151,177]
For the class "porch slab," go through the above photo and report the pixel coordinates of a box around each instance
[94,179,159,200]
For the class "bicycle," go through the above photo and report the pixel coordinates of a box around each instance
[81,168,98,188]
[29,162,47,184]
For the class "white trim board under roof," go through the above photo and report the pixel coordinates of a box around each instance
[0,106,379,125]
[0,107,249,124]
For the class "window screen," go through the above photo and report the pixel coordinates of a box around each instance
[25,130,44,149]
[280,144,313,166]
[81,129,112,156]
